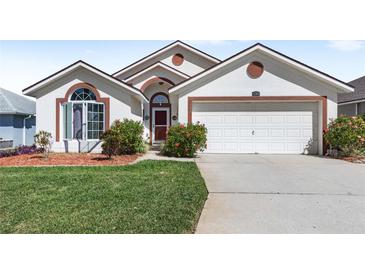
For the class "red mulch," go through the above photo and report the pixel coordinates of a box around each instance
[340,156,365,164]
[0,153,141,167]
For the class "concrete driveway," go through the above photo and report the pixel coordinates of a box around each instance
[195,154,365,233]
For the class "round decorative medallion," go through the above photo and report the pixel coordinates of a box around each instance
[247,61,264,79]
[172,53,184,66]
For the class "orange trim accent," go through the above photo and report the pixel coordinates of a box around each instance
[172,53,184,66]
[247,61,264,79]
[187,96,328,154]
[55,82,110,142]
[141,77,175,92]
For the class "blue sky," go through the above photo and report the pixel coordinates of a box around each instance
[1,40,364,94]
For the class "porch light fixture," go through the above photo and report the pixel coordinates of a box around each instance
[252,91,260,96]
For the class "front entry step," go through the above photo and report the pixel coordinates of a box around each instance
[151,143,163,151]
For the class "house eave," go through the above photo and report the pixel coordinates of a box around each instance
[124,61,190,83]
[338,98,365,105]
[22,60,149,103]
[169,43,355,95]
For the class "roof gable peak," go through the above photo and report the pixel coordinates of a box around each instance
[169,42,354,94]
[112,40,220,78]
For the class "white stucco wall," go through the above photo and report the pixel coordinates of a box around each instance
[34,68,143,152]
[177,52,339,124]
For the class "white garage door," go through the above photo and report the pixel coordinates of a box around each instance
[192,102,319,154]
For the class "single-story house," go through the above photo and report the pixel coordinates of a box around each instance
[0,87,36,148]
[338,76,365,116]
[22,41,354,154]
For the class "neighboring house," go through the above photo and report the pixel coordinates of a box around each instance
[0,87,36,147]
[338,76,365,116]
[23,41,353,155]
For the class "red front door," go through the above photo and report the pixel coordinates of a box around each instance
[154,110,168,141]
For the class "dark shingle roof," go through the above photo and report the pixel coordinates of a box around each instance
[0,87,36,115]
[338,76,365,103]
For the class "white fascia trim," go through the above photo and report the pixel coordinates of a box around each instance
[23,62,148,103]
[338,99,365,105]
[113,41,220,77]
[258,47,354,93]
[169,45,354,94]
[124,62,190,82]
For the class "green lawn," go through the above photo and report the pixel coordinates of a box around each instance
[0,160,207,233]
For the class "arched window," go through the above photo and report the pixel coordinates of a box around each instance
[63,86,104,140]
[70,88,97,101]
[152,93,169,104]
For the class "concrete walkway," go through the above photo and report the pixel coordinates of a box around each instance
[195,154,365,233]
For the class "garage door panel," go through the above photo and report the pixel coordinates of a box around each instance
[255,142,270,153]
[237,116,254,124]
[224,128,238,137]
[287,142,303,153]
[239,128,254,137]
[271,129,286,137]
[192,102,318,154]
[303,129,314,138]
[200,115,222,124]
[271,142,286,152]
[286,115,302,123]
[223,142,238,152]
[255,129,269,137]
[207,128,223,137]
[255,116,270,124]
[238,142,255,153]
[302,115,313,124]
[286,129,302,137]
[271,116,285,124]
[223,116,237,124]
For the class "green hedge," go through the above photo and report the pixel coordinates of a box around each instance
[100,119,145,158]
[325,115,365,156]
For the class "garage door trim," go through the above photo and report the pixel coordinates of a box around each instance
[187,96,328,154]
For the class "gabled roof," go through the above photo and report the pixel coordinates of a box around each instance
[169,43,355,94]
[112,40,221,78]
[125,61,190,82]
[0,87,35,115]
[338,75,365,104]
[23,60,149,102]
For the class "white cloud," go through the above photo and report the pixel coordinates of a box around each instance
[328,40,364,51]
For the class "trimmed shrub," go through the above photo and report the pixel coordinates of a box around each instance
[100,119,145,158]
[324,115,365,156]
[100,130,121,159]
[162,123,207,158]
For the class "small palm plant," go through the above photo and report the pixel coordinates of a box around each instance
[34,131,52,159]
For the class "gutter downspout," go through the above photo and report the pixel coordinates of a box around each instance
[23,115,33,145]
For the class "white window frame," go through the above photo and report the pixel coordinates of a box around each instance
[152,107,170,143]
[62,101,105,141]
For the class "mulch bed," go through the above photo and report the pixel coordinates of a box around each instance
[0,153,140,167]
[340,156,365,164]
